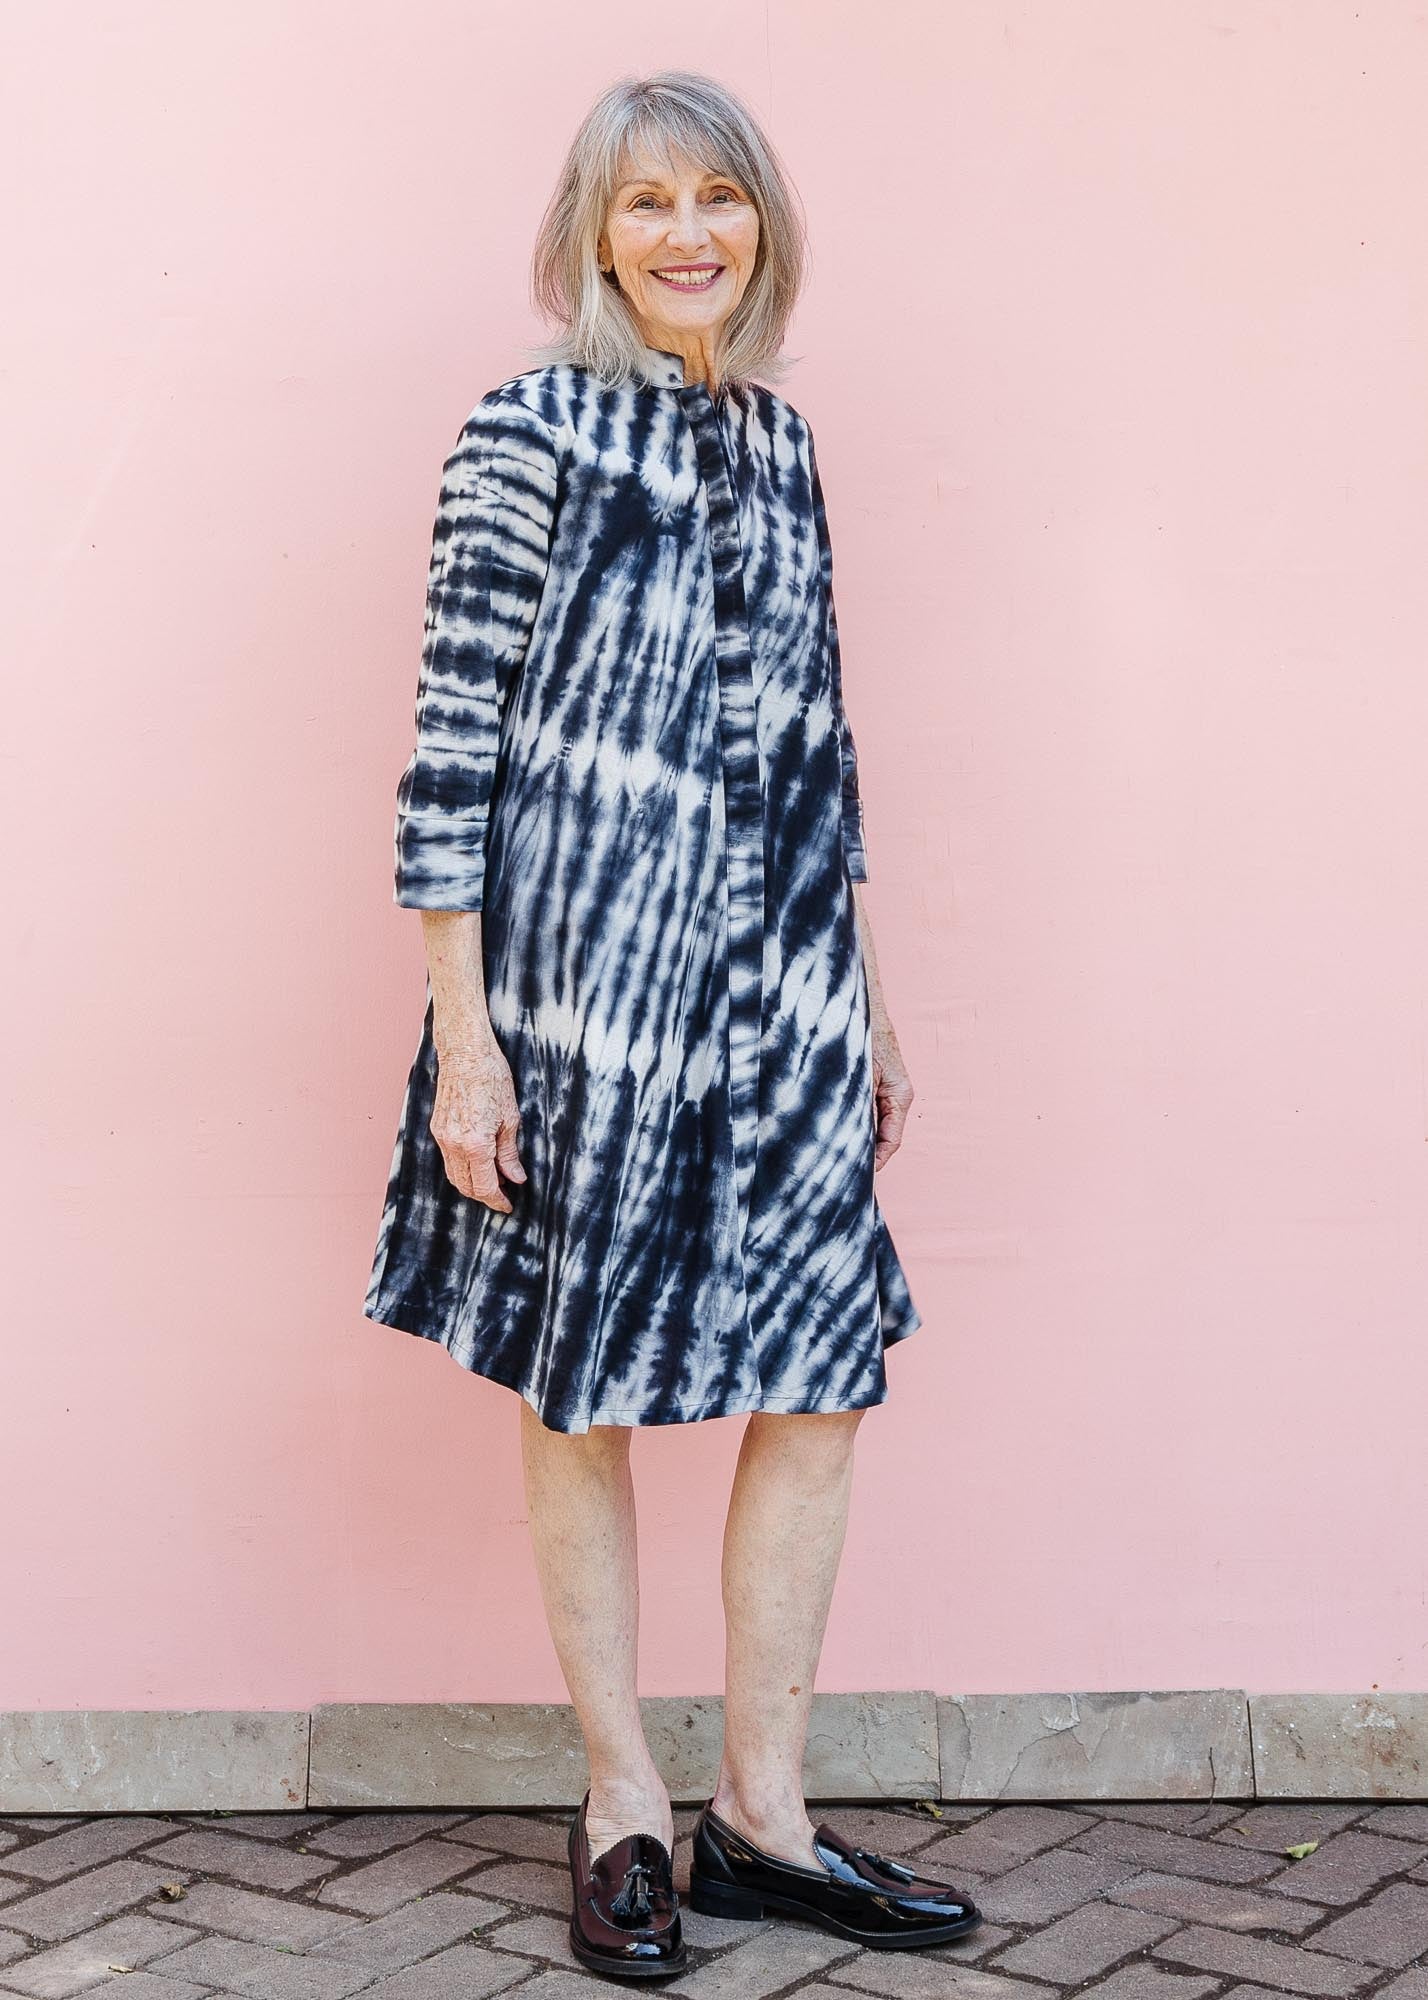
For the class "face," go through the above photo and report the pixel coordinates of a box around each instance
[598,144,761,355]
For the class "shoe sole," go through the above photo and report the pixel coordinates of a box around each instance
[687,1868,982,1947]
[567,1922,688,1979]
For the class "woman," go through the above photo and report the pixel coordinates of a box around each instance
[363,69,979,1980]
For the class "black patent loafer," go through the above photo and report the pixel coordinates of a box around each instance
[687,1803,981,1947]
[567,1789,687,1980]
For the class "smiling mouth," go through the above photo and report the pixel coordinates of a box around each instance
[652,266,724,290]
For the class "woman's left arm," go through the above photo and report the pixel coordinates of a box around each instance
[809,430,914,1167]
[851,884,914,1169]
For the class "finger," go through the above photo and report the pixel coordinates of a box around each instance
[494,1119,527,1183]
[463,1154,513,1213]
[875,1091,908,1161]
[885,1098,911,1151]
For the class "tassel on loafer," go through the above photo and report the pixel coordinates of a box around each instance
[567,1789,687,1980]
[687,1803,982,1948]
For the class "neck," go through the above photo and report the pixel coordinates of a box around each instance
[637,322,722,394]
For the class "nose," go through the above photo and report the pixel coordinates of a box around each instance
[664,195,712,256]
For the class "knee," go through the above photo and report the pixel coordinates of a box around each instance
[520,1399,633,1470]
[744,1405,867,1461]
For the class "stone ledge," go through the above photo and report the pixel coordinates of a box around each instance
[938,1690,1254,1800]
[0,1709,310,1813]
[308,1690,939,1808]
[1249,1691,1428,1797]
[2,1692,1425,1811]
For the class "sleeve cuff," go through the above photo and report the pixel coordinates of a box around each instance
[843,812,869,884]
[394,811,488,911]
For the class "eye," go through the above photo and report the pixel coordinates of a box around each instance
[706,186,743,204]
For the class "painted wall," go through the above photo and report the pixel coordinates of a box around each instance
[3,1,1425,1713]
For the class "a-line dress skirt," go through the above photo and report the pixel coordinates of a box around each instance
[362,340,922,1433]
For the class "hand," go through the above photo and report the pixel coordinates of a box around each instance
[429,1040,527,1212]
[870,1011,914,1170]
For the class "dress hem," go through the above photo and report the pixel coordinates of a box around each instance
[360,1295,923,1436]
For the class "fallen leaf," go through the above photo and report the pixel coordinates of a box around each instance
[158,1881,186,1900]
[1284,1840,1319,1859]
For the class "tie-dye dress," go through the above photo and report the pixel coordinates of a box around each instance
[362,341,922,1433]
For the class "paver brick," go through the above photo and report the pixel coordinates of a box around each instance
[1378,1975,1428,2000]
[1070,1818,1281,1883]
[925,1921,1019,1962]
[2,1861,192,1943]
[1216,1988,1341,2000]
[826,1956,1058,1999]
[1079,1970,1222,2000]
[815,1806,972,1857]
[57,1975,212,1999]
[0,1937,25,1968]
[0,1890,24,1911]
[140,1828,336,1891]
[497,1973,646,2000]
[1303,1880,1428,1968]
[676,1903,775,1950]
[918,1806,1097,1877]
[1,1820,176,1883]
[972,1847,1143,1924]
[667,1923,851,1997]
[179,1809,333,1841]
[313,1835,482,1913]
[484,1910,580,1964]
[1108,1867,1326,1932]
[305,1811,472,1859]
[144,1931,375,1999]
[0,1911,197,1996]
[1097,1805,1247,1835]
[456,1857,572,1912]
[1262,1828,1428,1905]
[448,1812,569,1862]
[1151,1922,1379,1994]
[1215,1807,1371,1853]
[310,1888,508,1971]
[990,1901,1180,1982]
[1361,1804,1428,1841]
[354,1944,529,1998]
[145,1878,360,1949]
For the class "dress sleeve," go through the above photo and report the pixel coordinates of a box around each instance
[807,433,869,884]
[392,392,560,910]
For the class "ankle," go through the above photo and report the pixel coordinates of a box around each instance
[707,1779,817,1860]
[588,1766,669,1816]
[584,1768,674,1855]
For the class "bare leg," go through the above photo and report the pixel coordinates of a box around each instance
[518,1398,673,1859]
[709,1407,867,1866]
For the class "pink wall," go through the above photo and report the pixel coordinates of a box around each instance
[4,2,1426,1712]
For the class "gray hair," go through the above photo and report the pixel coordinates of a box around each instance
[526,70,808,389]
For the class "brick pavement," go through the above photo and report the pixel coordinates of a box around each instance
[0,1798,1422,1997]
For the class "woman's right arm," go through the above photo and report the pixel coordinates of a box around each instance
[420,909,526,1212]
[392,392,560,1210]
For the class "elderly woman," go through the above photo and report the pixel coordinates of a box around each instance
[363,69,978,1980]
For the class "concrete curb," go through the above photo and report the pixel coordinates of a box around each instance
[2,1691,1423,1811]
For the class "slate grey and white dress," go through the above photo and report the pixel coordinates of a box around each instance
[363,340,922,1433]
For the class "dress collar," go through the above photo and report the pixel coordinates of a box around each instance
[640,343,690,389]
[639,342,728,402]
